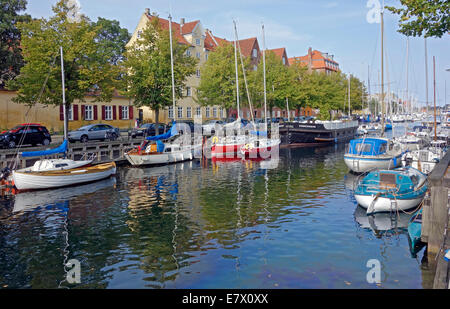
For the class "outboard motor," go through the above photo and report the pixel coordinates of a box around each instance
[0,167,11,181]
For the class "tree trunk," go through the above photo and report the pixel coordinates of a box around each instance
[155,108,160,136]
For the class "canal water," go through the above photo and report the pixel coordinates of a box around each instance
[0,126,434,289]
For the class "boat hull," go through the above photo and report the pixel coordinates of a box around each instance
[211,144,244,158]
[12,163,116,191]
[125,149,193,166]
[355,194,423,213]
[344,155,402,173]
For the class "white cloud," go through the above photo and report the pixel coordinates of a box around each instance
[323,2,339,9]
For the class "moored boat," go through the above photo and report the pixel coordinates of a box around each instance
[12,162,116,191]
[354,166,428,214]
[344,137,403,173]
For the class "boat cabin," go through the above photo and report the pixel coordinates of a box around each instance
[346,138,390,156]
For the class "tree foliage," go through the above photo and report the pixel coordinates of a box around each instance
[8,0,121,107]
[123,16,197,123]
[386,0,450,38]
[0,0,31,89]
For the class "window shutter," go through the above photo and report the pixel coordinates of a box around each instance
[73,105,79,121]
[113,106,117,120]
[119,106,123,120]
[94,105,98,120]
[101,106,106,120]
[129,106,134,120]
[81,105,86,120]
[60,105,64,121]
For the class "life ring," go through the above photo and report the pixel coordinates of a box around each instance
[212,136,219,144]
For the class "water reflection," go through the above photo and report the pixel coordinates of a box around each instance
[0,144,429,289]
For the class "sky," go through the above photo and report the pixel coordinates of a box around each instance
[25,0,450,107]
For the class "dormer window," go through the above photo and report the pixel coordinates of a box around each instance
[252,48,257,58]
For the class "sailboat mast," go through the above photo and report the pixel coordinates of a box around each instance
[406,38,409,114]
[262,24,268,133]
[233,20,240,119]
[348,74,351,118]
[380,10,385,135]
[433,56,437,141]
[168,14,177,121]
[60,46,68,141]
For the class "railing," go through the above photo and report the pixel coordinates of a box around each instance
[0,139,144,169]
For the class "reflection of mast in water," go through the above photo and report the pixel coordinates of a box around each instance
[58,202,71,289]
[169,165,180,288]
[235,164,243,285]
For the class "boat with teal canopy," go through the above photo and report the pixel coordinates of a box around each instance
[407,209,426,257]
[354,166,428,215]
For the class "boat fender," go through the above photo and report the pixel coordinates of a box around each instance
[212,136,219,144]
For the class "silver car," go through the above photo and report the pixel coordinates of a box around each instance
[68,124,120,143]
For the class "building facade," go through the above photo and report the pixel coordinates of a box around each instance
[289,47,339,75]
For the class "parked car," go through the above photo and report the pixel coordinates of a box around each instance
[68,124,120,143]
[0,123,52,149]
[128,123,170,139]
[173,120,195,135]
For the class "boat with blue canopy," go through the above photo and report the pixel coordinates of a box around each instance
[354,166,428,214]
[344,137,403,173]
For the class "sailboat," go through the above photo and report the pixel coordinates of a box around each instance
[240,24,280,158]
[344,9,403,173]
[210,21,257,159]
[124,14,198,166]
[8,47,116,191]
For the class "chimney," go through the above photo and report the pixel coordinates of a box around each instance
[308,47,313,72]
[145,8,150,15]
[180,18,185,25]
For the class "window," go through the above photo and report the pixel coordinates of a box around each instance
[85,106,93,121]
[122,106,129,120]
[105,106,113,120]
[196,107,201,117]
[205,53,208,61]
[220,108,224,118]
[213,107,217,118]
[252,48,257,58]
[168,106,174,119]
[186,49,191,57]
[282,57,286,65]
[178,106,183,118]
[67,105,73,121]
[196,69,201,78]
[137,30,142,39]
[186,87,192,97]
[205,107,210,118]
[196,52,201,59]
[186,107,192,118]
[196,38,201,46]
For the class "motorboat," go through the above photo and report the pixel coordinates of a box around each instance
[402,140,447,174]
[344,137,403,173]
[354,166,428,214]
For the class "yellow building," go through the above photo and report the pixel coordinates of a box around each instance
[0,90,136,132]
[127,9,226,123]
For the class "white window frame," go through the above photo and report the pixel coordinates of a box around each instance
[196,69,201,78]
[67,105,74,121]
[186,87,191,97]
[196,52,201,59]
[177,106,183,119]
[213,107,217,118]
[105,106,113,121]
[186,49,191,57]
[168,106,174,119]
[196,38,201,46]
[122,106,129,120]
[85,105,93,121]
[220,108,224,119]
[196,107,202,117]
[205,107,210,118]
[186,107,192,118]
[252,48,257,58]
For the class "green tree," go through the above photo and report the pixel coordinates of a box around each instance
[124,16,197,130]
[8,0,121,123]
[0,0,31,89]
[386,0,450,38]
[250,51,300,118]
[196,43,249,114]
[92,17,131,66]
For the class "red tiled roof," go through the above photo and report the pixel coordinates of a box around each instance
[181,20,200,35]
[235,37,258,58]
[289,49,339,71]
[266,48,288,65]
[145,14,191,46]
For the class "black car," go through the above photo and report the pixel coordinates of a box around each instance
[0,124,52,149]
[128,123,170,139]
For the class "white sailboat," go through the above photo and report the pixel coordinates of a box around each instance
[125,14,198,166]
[10,47,116,191]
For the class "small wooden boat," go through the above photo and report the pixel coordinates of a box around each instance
[12,162,116,191]
[354,166,428,214]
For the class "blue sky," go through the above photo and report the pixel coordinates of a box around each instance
[26,0,449,107]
